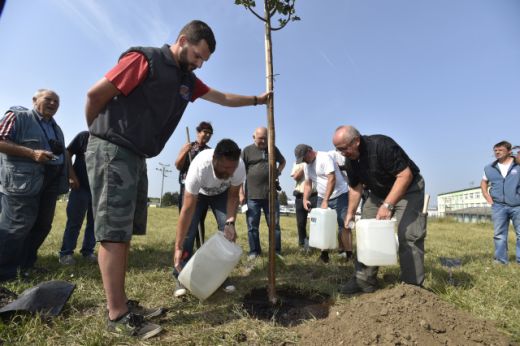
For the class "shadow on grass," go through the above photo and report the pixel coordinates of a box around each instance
[426,254,480,291]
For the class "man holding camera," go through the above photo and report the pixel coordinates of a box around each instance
[239,126,285,259]
[0,90,68,282]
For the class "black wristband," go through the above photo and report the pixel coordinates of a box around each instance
[225,221,235,226]
[253,95,258,106]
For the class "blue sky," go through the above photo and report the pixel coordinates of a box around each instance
[1,0,519,206]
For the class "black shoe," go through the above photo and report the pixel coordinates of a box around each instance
[127,299,165,319]
[107,312,162,339]
[339,277,377,294]
[319,251,329,263]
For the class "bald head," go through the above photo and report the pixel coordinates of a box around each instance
[253,127,267,149]
[333,125,361,160]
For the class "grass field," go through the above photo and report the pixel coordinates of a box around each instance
[1,202,519,344]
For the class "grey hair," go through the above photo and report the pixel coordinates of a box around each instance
[33,89,58,100]
[335,125,360,143]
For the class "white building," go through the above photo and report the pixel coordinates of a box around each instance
[437,187,491,222]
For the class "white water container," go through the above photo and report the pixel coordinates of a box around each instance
[178,232,242,300]
[308,208,338,250]
[356,219,398,266]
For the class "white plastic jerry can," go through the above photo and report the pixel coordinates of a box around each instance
[356,219,398,266]
[178,232,242,300]
[308,208,338,250]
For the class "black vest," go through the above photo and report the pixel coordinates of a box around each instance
[89,44,196,157]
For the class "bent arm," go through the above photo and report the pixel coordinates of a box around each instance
[0,140,52,162]
[291,166,304,181]
[85,77,121,126]
[481,179,493,204]
[384,167,414,206]
[200,89,269,107]
[175,143,191,170]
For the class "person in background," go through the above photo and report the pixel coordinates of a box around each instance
[513,146,520,165]
[291,160,317,250]
[85,20,268,339]
[481,141,520,265]
[175,121,213,246]
[239,127,285,260]
[294,144,351,263]
[333,125,426,294]
[0,91,68,282]
[58,131,97,265]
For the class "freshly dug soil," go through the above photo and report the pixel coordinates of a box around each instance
[294,283,515,345]
[243,286,332,327]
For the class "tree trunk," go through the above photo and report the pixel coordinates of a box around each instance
[263,0,277,304]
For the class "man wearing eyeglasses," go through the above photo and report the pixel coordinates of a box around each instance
[333,125,426,294]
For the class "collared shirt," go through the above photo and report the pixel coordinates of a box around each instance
[345,135,420,198]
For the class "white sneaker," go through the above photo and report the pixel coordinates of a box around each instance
[174,277,187,297]
[222,279,236,293]
[59,254,75,265]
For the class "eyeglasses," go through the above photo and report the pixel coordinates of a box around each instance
[335,138,356,153]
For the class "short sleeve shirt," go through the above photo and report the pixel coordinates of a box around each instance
[185,149,246,196]
[304,151,348,199]
[105,52,210,100]
[241,144,285,199]
[345,135,420,198]
[67,131,90,189]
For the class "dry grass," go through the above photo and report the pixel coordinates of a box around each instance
[0,203,519,344]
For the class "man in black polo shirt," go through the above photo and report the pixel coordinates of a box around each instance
[333,125,426,294]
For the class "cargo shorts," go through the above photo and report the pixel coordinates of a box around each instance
[86,136,148,242]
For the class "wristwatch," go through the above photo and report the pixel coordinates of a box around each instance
[225,221,235,226]
[382,202,395,212]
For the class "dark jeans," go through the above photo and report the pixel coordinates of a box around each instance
[246,198,281,255]
[295,194,317,246]
[182,191,227,265]
[59,187,96,257]
[0,169,60,280]
[179,183,206,247]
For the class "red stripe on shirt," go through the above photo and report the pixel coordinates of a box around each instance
[0,111,16,139]
[105,51,210,100]
[105,52,149,96]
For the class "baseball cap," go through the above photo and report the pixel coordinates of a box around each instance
[294,144,312,163]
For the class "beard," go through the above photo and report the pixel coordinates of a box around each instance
[179,46,194,72]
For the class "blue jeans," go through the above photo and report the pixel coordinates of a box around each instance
[246,198,281,255]
[182,191,228,265]
[317,192,348,232]
[59,187,96,257]
[491,203,520,264]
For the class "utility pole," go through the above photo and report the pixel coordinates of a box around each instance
[156,163,172,207]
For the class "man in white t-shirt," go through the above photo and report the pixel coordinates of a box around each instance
[294,144,352,263]
[173,139,246,296]
[481,141,520,264]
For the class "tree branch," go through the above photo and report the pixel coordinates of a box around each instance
[246,4,266,22]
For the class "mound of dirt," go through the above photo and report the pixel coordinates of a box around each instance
[295,284,514,345]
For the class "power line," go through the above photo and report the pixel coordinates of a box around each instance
[156,162,172,207]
